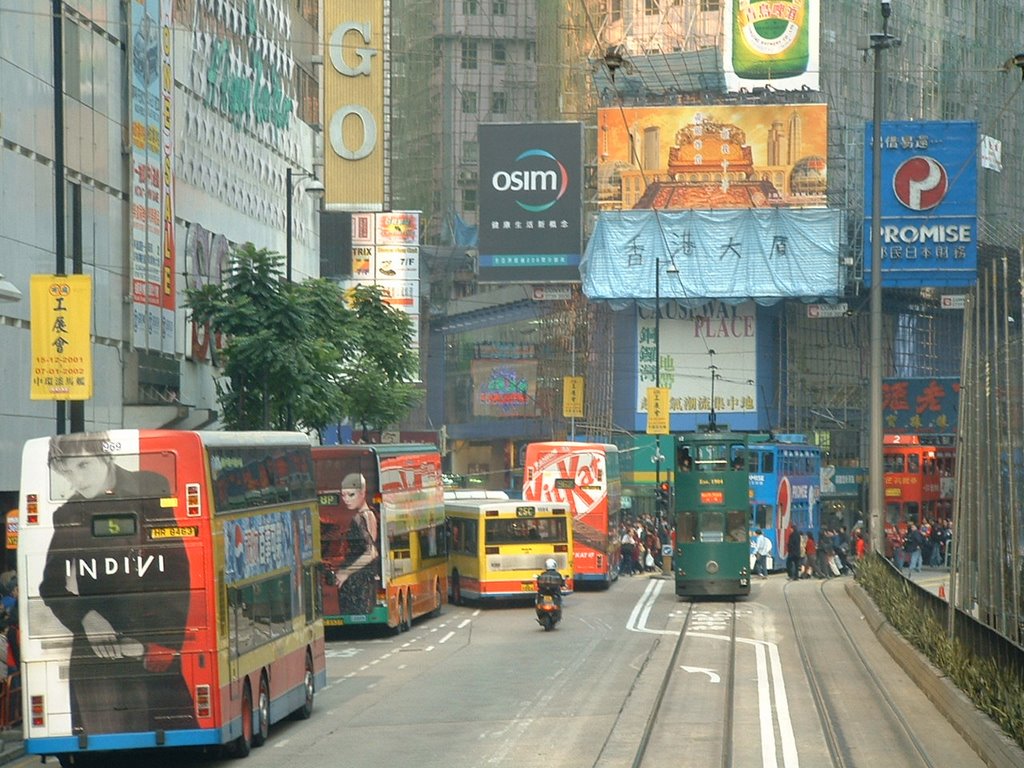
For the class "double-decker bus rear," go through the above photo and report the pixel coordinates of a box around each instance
[522,441,621,586]
[18,429,326,765]
[313,444,447,631]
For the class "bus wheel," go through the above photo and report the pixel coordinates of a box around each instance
[452,572,463,606]
[252,674,270,747]
[295,652,315,720]
[401,592,412,632]
[228,681,253,758]
[430,580,444,617]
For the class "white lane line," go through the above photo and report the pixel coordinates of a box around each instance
[628,589,799,768]
[438,631,456,644]
[755,641,779,768]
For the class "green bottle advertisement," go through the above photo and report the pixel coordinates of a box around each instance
[732,0,809,80]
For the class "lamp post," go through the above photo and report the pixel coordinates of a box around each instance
[868,1,899,555]
[285,168,325,282]
[654,257,679,491]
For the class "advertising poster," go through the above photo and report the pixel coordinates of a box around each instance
[863,120,978,287]
[597,104,829,210]
[635,300,757,418]
[723,0,821,92]
[471,359,539,418]
[478,122,584,283]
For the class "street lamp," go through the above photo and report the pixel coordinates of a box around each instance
[869,0,899,555]
[0,274,22,303]
[285,168,325,282]
[654,257,679,491]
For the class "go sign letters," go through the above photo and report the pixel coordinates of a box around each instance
[328,23,377,161]
[323,0,385,210]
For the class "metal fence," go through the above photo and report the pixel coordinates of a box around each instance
[952,253,1024,646]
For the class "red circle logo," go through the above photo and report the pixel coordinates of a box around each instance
[892,156,948,211]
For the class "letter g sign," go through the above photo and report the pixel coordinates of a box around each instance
[328,22,378,161]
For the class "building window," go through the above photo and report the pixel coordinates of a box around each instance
[493,41,507,65]
[462,188,477,212]
[492,92,507,114]
[700,0,720,10]
[525,42,535,61]
[461,41,478,69]
[610,0,622,21]
[463,0,478,14]
[644,0,657,15]
[462,140,479,163]
[461,90,478,114]
[493,0,507,14]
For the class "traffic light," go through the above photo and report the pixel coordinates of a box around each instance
[656,481,671,515]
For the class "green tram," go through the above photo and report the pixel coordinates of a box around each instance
[673,427,751,598]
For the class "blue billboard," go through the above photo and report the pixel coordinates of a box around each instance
[864,121,978,287]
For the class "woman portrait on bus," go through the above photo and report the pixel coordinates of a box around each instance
[38,432,196,734]
[334,472,380,614]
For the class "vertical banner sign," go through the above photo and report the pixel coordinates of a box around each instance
[724,0,819,92]
[562,376,585,418]
[646,387,670,434]
[478,122,584,283]
[159,0,176,354]
[129,0,170,351]
[863,121,978,287]
[30,275,94,400]
[324,0,386,211]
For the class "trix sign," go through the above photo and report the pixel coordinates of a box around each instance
[478,122,583,284]
[863,120,978,287]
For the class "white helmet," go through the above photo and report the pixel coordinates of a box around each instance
[545,558,557,570]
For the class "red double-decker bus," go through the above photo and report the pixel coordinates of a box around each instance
[18,430,326,765]
[883,434,944,531]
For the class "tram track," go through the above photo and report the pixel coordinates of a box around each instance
[617,600,740,768]
[783,579,939,768]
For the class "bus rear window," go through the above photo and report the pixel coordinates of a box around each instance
[49,452,176,502]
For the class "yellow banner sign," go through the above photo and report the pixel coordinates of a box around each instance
[646,387,670,434]
[323,0,386,211]
[30,274,93,400]
[562,376,584,418]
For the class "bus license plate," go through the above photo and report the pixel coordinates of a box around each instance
[521,582,535,592]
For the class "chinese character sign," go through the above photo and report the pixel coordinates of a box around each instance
[30,275,93,400]
[882,376,960,434]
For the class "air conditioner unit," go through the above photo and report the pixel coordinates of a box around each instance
[457,170,479,185]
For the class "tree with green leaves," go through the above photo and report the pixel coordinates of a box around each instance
[186,243,422,437]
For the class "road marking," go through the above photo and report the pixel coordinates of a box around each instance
[681,665,721,683]
[438,631,456,644]
[627,583,799,768]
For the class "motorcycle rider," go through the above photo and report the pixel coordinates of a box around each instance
[536,558,565,602]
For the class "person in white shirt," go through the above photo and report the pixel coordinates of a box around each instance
[751,528,773,579]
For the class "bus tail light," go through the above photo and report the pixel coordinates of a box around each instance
[376,589,387,606]
[554,544,568,553]
[195,685,211,718]
[26,494,38,525]
[185,483,202,517]
[30,695,44,727]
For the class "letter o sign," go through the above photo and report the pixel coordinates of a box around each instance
[330,106,377,160]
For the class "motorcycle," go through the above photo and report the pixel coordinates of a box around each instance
[534,589,562,631]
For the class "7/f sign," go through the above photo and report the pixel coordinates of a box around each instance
[646,387,669,434]
[562,376,585,418]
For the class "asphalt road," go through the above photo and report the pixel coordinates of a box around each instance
[10,571,1020,768]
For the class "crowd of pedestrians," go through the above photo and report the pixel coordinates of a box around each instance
[886,518,952,574]
[618,515,672,575]
[783,524,856,580]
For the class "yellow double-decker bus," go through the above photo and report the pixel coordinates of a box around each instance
[445,499,574,604]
